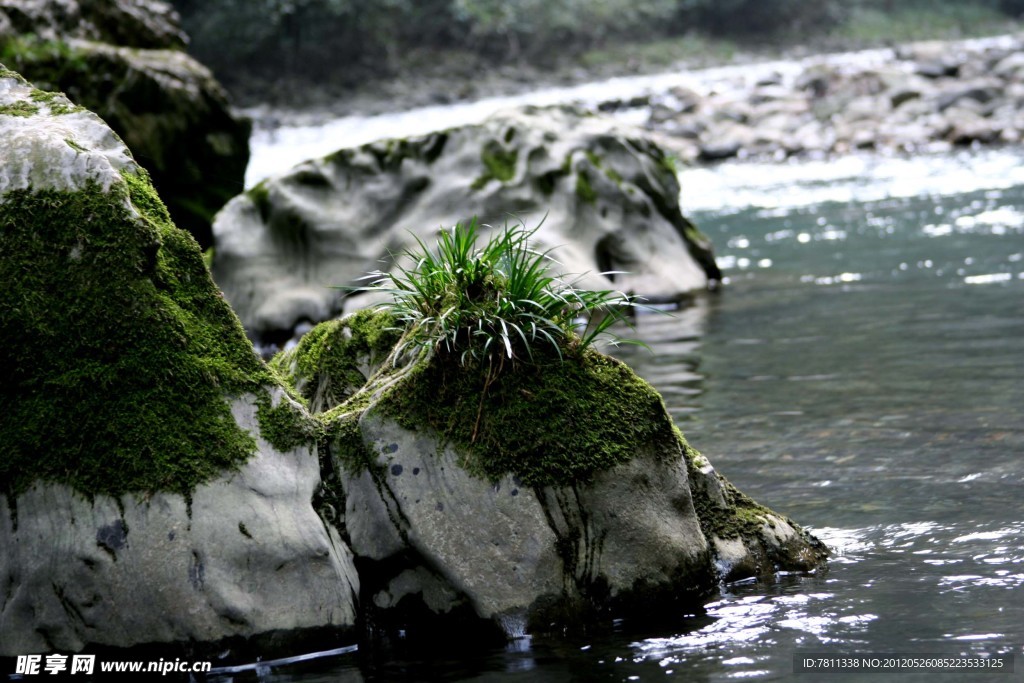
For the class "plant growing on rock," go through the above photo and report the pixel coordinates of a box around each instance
[342,218,645,371]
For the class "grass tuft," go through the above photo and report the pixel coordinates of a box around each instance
[340,218,648,373]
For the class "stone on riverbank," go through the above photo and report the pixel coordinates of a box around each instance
[212,105,720,345]
[0,0,250,248]
[272,309,828,640]
[0,67,356,657]
[635,35,1024,162]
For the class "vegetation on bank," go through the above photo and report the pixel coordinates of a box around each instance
[168,0,1022,104]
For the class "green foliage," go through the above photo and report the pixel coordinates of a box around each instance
[675,0,847,36]
[837,0,1012,43]
[168,0,1016,100]
[453,0,677,55]
[341,218,644,370]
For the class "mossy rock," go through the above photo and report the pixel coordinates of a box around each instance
[0,26,249,249]
[0,66,272,499]
[273,313,828,626]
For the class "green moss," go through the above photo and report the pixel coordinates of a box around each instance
[471,140,518,190]
[255,390,322,453]
[0,67,28,84]
[322,408,376,475]
[0,100,38,117]
[30,88,85,115]
[0,167,274,499]
[375,348,675,487]
[65,138,88,153]
[248,180,271,223]
[679,435,775,540]
[575,170,597,204]
[271,308,401,412]
[0,37,91,99]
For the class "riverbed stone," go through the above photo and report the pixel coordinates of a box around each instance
[212,105,720,344]
[0,0,250,248]
[0,68,356,656]
[275,310,829,639]
[644,35,1024,163]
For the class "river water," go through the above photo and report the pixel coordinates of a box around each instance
[228,53,1024,682]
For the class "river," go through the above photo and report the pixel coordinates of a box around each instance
[226,51,1024,682]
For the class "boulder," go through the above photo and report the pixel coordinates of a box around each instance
[0,67,356,657]
[0,0,185,49]
[272,309,829,640]
[0,0,250,248]
[212,106,720,345]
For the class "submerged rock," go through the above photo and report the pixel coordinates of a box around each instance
[0,68,355,657]
[213,106,721,344]
[0,0,250,248]
[273,309,828,640]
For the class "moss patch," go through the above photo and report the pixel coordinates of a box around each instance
[255,390,322,453]
[30,88,85,116]
[471,140,518,190]
[575,170,597,204]
[0,38,92,111]
[0,167,272,499]
[0,100,39,117]
[679,435,776,540]
[375,348,675,487]
[271,308,401,412]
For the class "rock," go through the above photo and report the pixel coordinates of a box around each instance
[596,94,651,112]
[273,310,828,639]
[213,106,720,343]
[944,107,1002,145]
[0,68,356,657]
[898,40,964,78]
[935,82,1002,112]
[0,0,186,49]
[890,88,922,109]
[993,51,1024,80]
[667,85,703,113]
[699,121,757,161]
[0,0,250,248]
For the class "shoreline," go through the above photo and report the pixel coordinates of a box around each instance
[232,27,1022,130]
[242,32,1024,189]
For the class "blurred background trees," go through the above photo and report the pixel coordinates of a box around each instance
[167,0,1019,101]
